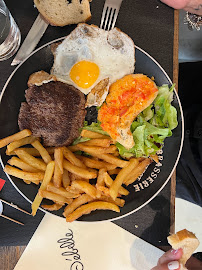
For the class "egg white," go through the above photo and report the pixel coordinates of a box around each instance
[51,23,135,95]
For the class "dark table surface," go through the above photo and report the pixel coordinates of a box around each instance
[0,0,177,255]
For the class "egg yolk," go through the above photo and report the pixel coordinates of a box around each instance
[70,60,100,89]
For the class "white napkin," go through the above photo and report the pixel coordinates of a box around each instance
[175,198,202,252]
[14,213,164,270]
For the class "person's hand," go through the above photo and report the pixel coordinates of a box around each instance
[152,248,202,270]
[151,248,183,270]
[160,0,202,15]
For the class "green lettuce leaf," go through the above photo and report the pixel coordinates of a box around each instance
[151,84,178,130]
[72,137,90,145]
[82,121,109,135]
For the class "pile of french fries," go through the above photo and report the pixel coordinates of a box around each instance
[0,128,155,222]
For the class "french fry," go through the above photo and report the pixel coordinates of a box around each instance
[63,159,97,179]
[54,147,64,173]
[96,168,107,198]
[124,158,152,186]
[65,201,120,222]
[75,144,128,167]
[23,179,40,185]
[41,203,64,211]
[63,147,86,168]
[7,157,40,173]
[62,169,70,188]
[99,195,125,207]
[69,173,90,183]
[80,130,110,139]
[97,168,106,186]
[23,179,31,184]
[65,186,83,195]
[78,178,90,183]
[53,161,62,188]
[47,183,79,198]
[97,185,111,197]
[7,136,38,154]
[104,172,129,196]
[71,180,97,198]
[97,186,121,198]
[81,138,112,147]
[1,126,156,222]
[32,161,55,216]
[150,154,159,163]
[69,172,84,182]
[15,149,47,171]
[112,150,120,157]
[39,190,73,205]
[108,168,121,175]
[4,165,44,181]
[31,140,52,164]
[29,180,40,185]
[6,147,39,156]
[67,145,80,152]
[93,153,128,168]
[77,155,116,170]
[109,158,139,200]
[53,148,63,188]
[96,189,102,198]
[76,144,117,155]
[6,147,55,156]
[0,129,32,149]
[63,194,94,217]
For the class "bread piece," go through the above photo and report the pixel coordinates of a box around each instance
[86,78,109,107]
[27,71,57,87]
[34,0,92,26]
[167,229,200,269]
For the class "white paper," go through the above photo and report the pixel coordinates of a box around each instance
[14,213,164,270]
[175,198,202,252]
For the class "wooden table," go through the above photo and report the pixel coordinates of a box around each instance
[0,1,179,269]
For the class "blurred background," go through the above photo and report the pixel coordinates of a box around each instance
[176,10,202,255]
[179,11,202,62]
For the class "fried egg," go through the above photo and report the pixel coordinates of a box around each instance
[51,23,135,97]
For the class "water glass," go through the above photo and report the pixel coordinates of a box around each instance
[0,0,21,61]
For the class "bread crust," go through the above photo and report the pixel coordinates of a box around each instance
[34,0,92,27]
[27,71,57,87]
[167,229,200,268]
[168,229,198,243]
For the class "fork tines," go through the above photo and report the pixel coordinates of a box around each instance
[100,0,123,31]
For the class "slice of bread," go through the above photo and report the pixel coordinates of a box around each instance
[167,229,200,269]
[34,0,92,26]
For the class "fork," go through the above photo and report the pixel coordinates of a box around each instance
[100,0,123,31]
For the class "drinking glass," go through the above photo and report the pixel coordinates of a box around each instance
[0,0,21,61]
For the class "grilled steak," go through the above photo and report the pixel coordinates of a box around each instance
[18,81,86,147]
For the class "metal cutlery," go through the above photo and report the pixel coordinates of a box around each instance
[100,0,123,30]
[11,14,49,66]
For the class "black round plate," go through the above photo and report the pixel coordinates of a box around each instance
[0,37,184,222]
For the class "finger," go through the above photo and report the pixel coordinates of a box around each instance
[167,261,180,270]
[152,261,180,270]
[158,249,183,266]
[160,0,188,9]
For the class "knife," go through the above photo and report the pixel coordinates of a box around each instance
[11,14,49,66]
